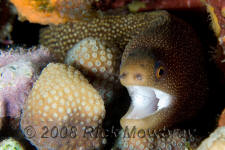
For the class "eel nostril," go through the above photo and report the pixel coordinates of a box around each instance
[135,73,142,80]
[119,73,127,79]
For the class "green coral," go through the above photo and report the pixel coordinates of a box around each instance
[0,138,24,150]
[128,1,146,12]
[34,0,55,12]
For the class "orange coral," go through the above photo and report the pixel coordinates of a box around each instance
[10,0,96,25]
[10,0,64,24]
[21,63,106,149]
[218,108,225,127]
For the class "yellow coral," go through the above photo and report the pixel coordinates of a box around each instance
[205,3,221,37]
[21,63,106,149]
[65,37,122,104]
[65,37,121,81]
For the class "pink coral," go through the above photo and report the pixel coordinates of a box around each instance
[0,60,36,118]
[0,46,52,68]
[0,46,53,120]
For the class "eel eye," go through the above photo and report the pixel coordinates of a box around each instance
[156,66,165,79]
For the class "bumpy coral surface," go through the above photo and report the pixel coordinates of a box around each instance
[65,37,121,80]
[65,37,122,105]
[114,128,201,150]
[0,138,24,150]
[20,63,106,150]
[10,0,99,24]
[197,127,225,150]
[40,10,168,60]
[0,47,52,120]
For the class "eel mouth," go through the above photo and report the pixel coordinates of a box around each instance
[124,86,172,119]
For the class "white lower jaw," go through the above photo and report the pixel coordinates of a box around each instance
[125,86,172,119]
